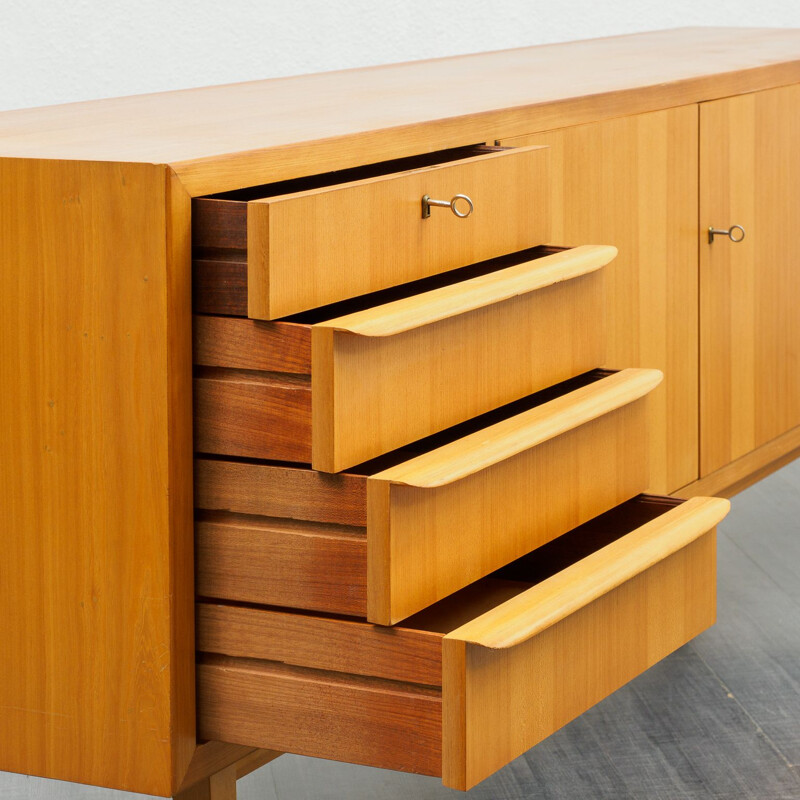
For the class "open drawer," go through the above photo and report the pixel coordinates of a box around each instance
[197,494,729,790]
[195,368,662,624]
[192,144,551,319]
[194,244,614,471]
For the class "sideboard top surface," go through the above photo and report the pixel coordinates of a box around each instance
[2,26,800,194]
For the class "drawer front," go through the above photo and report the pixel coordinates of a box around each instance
[198,657,443,777]
[441,496,727,790]
[368,368,661,623]
[194,245,615,471]
[252,145,551,318]
[196,496,729,788]
[195,369,663,623]
[194,146,551,319]
[312,245,611,472]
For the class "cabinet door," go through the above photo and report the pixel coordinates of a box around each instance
[700,85,800,477]
[500,106,699,493]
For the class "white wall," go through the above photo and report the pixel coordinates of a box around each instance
[2,1,800,797]
[3,0,800,112]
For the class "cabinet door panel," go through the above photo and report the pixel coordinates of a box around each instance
[501,107,699,493]
[700,85,800,476]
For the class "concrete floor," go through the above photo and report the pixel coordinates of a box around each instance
[3,458,799,799]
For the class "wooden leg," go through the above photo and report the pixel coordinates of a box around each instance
[175,763,236,800]
[175,748,281,800]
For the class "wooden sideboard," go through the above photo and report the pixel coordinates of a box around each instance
[1,27,799,798]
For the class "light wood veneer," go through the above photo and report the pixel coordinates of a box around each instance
[699,83,800,476]
[244,145,552,318]
[501,105,699,494]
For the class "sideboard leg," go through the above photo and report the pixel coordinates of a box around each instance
[175,749,281,800]
[174,762,235,800]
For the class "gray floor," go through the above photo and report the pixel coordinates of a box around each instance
[3,459,799,800]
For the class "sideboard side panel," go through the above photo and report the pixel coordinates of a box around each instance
[0,158,194,796]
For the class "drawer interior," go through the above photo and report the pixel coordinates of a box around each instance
[194,358,612,468]
[347,367,613,475]
[191,243,591,467]
[283,245,568,324]
[193,240,611,471]
[200,144,507,204]
[194,239,568,319]
[192,242,573,375]
[402,494,685,635]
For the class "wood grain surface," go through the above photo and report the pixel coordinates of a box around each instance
[197,603,443,685]
[699,84,800,476]
[442,530,719,790]
[372,369,661,488]
[175,460,800,799]
[5,27,800,798]
[193,369,311,461]
[195,513,367,616]
[316,244,613,336]
[446,497,729,649]
[311,245,610,471]
[193,245,612,472]
[193,316,311,374]
[192,254,248,316]
[197,371,660,623]
[368,371,660,623]
[194,459,367,526]
[193,495,727,791]
[676,423,800,499]
[198,658,442,777]
[502,105,699,494]
[246,145,552,318]
[0,159,194,796]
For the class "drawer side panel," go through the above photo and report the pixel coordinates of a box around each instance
[198,660,443,776]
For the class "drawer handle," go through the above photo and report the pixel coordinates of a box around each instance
[708,224,745,244]
[371,368,662,488]
[444,495,731,649]
[316,244,617,338]
[421,193,474,219]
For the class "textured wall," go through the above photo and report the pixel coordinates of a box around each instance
[3,1,800,111]
[2,2,799,798]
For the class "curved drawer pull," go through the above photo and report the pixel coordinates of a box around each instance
[371,368,663,488]
[317,244,617,338]
[422,193,474,219]
[445,495,731,650]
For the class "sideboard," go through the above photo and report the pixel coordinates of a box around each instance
[1,27,798,799]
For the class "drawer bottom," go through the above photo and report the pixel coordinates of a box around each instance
[197,494,728,790]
